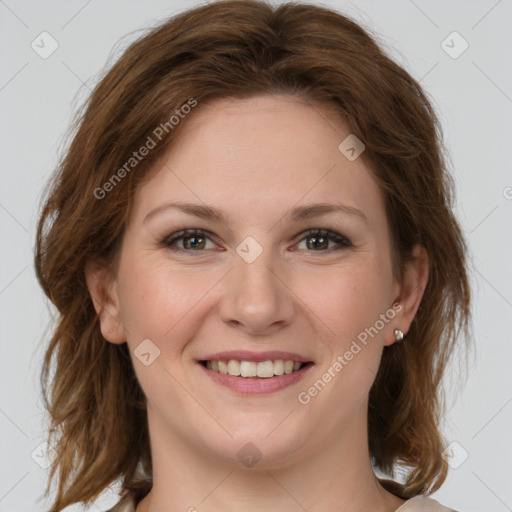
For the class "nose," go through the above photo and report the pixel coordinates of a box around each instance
[217,242,296,337]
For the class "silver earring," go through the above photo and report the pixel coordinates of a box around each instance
[394,329,404,342]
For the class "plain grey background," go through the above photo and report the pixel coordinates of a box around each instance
[1,0,511,510]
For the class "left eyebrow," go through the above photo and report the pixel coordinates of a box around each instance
[286,203,368,224]
[143,201,368,225]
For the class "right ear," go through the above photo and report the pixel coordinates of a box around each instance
[85,260,126,344]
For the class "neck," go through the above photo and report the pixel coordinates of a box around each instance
[136,404,405,512]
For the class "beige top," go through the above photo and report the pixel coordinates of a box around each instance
[107,492,457,511]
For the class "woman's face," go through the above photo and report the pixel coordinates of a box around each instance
[88,94,425,468]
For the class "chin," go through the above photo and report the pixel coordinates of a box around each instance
[204,419,309,470]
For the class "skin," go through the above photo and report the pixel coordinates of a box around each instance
[86,94,428,512]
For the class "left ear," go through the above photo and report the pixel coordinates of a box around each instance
[385,243,429,346]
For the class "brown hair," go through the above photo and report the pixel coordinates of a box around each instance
[34,1,471,510]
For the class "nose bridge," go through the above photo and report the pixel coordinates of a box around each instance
[219,235,294,334]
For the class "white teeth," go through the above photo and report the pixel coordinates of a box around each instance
[204,358,306,378]
[227,359,240,376]
[218,360,228,374]
[256,360,274,378]
[284,360,294,374]
[240,361,257,377]
[274,359,284,375]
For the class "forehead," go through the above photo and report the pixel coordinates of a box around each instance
[131,94,385,228]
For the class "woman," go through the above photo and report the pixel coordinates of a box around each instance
[35,1,471,511]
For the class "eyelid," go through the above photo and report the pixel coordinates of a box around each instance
[161,229,220,250]
[293,228,352,250]
[161,228,352,253]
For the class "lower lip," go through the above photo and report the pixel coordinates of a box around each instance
[198,362,313,394]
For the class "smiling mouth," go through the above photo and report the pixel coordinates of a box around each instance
[200,359,313,378]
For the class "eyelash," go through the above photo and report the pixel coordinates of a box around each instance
[161,228,352,254]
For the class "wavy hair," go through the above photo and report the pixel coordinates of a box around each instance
[34,1,471,510]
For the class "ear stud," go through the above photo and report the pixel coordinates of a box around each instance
[394,329,405,342]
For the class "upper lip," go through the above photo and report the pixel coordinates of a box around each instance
[199,350,313,363]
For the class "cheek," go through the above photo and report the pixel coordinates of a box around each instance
[115,260,216,410]
[296,259,392,405]
[296,266,388,422]
[299,259,391,347]
[116,257,213,347]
